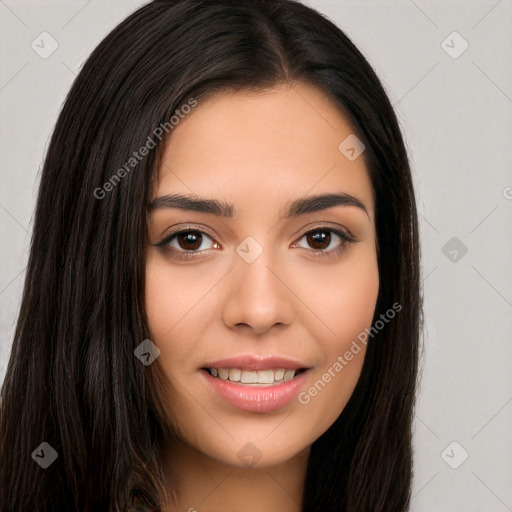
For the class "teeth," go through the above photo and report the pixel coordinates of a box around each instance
[257,370,275,384]
[229,368,241,382]
[283,369,295,382]
[209,368,301,385]
[240,370,257,384]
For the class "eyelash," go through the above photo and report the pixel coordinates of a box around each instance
[155,225,356,261]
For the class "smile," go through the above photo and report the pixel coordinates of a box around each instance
[204,367,307,386]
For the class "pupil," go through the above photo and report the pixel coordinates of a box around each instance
[179,232,201,250]
[308,230,330,250]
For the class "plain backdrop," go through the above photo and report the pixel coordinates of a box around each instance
[1,1,511,510]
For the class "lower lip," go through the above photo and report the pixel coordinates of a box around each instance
[201,369,310,413]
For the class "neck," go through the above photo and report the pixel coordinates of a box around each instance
[161,438,310,512]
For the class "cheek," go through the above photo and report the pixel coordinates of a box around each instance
[145,254,214,343]
[335,260,380,341]
[144,257,204,377]
[291,250,379,430]
[292,246,380,347]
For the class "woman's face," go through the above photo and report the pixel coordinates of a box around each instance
[145,83,379,469]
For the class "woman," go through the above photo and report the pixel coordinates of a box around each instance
[0,0,422,511]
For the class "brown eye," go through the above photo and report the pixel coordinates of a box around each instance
[295,227,355,257]
[176,231,203,251]
[156,229,217,257]
[306,230,331,250]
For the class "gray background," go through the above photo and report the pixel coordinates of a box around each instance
[1,0,511,510]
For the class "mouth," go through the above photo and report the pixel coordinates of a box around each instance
[199,355,313,412]
[201,367,309,386]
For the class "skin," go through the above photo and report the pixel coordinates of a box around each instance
[145,82,380,511]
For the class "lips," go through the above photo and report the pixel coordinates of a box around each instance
[200,355,312,412]
[201,355,309,371]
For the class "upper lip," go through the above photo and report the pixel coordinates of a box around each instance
[202,355,311,371]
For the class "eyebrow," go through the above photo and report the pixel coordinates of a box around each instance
[149,192,369,219]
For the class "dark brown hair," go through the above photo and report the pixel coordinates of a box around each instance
[0,1,422,510]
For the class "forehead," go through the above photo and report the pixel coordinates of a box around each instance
[154,83,374,216]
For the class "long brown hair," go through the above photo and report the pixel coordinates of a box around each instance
[0,1,422,510]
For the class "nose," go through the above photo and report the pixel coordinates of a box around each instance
[221,249,296,335]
